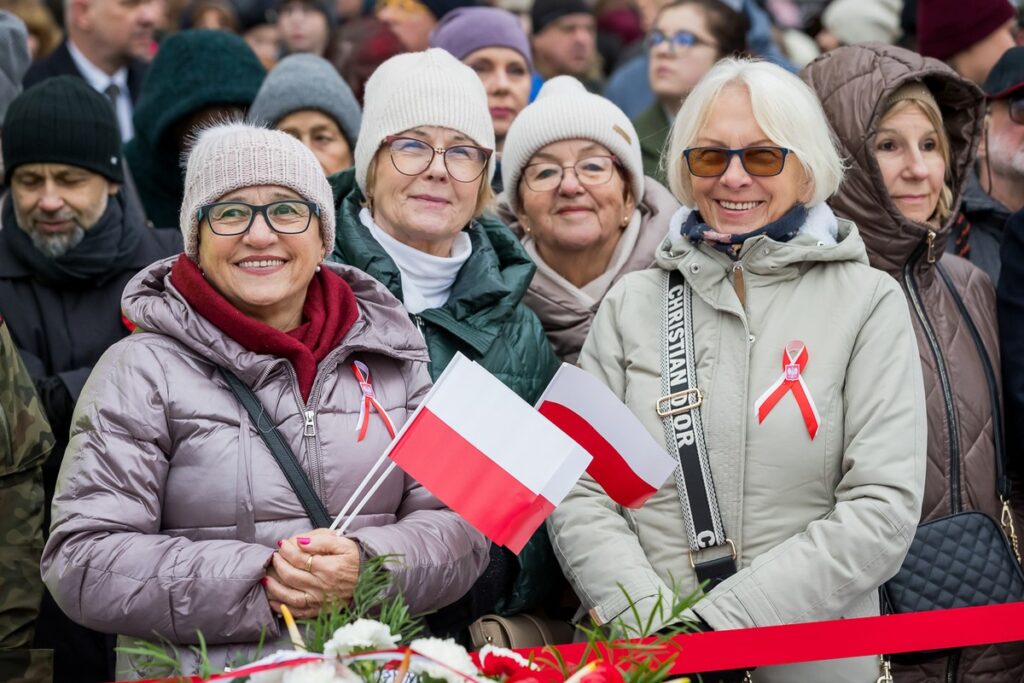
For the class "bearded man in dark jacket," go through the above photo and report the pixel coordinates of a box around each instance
[0,76,181,683]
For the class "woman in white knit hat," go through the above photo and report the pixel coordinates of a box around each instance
[328,47,562,636]
[498,75,680,363]
[41,121,489,678]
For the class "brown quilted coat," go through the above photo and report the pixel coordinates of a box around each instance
[803,44,1024,682]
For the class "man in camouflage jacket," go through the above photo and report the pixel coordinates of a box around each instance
[0,315,54,682]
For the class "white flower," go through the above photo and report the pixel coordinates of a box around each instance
[409,637,478,683]
[323,618,401,657]
[281,661,349,683]
[478,645,539,671]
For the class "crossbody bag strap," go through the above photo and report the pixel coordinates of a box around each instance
[659,268,737,590]
[935,262,1020,563]
[219,367,333,529]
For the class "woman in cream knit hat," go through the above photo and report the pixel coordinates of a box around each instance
[328,47,561,635]
[498,75,679,363]
[41,121,488,678]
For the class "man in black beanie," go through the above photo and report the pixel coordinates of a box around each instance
[531,0,600,90]
[0,75,180,683]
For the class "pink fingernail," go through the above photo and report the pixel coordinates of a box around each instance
[298,537,311,545]
[260,577,268,586]
[276,540,283,548]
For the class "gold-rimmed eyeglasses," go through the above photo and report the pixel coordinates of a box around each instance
[385,135,493,183]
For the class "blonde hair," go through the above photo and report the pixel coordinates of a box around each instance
[881,97,954,223]
[0,0,62,57]
[665,57,845,209]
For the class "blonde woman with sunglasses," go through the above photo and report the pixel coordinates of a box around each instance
[547,58,926,683]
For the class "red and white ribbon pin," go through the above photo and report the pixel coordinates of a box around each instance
[353,360,396,441]
[753,340,820,439]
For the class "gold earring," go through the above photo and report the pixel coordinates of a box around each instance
[621,215,629,226]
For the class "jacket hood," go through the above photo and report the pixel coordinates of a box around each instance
[129,30,266,152]
[329,168,537,328]
[122,255,429,385]
[801,43,984,273]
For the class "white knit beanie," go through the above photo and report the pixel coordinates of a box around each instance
[354,48,496,194]
[179,122,336,261]
[501,76,644,214]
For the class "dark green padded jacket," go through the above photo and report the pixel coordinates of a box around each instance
[328,168,562,621]
[328,168,559,404]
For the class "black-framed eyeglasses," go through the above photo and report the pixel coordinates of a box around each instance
[644,29,717,52]
[197,200,320,236]
[522,155,621,192]
[682,146,791,178]
[385,135,493,183]
[1008,95,1024,125]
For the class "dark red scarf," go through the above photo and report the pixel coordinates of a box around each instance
[170,254,359,401]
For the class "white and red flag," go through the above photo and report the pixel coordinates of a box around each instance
[383,354,591,553]
[535,363,676,508]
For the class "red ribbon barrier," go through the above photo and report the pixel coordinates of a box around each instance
[517,602,1024,672]
[113,602,1024,680]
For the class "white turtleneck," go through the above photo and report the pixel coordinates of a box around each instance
[359,207,472,314]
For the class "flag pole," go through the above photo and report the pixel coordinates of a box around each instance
[328,451,391,531]
[335,461,398,535]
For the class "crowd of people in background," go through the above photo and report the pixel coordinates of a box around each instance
[1,0,1024,681]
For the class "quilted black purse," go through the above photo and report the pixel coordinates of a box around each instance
[880,263,1024,664]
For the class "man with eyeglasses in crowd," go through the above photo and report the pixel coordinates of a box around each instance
[0,76,180,683]
[950,46,1024,286]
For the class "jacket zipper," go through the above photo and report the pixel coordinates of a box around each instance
[412,314,426,339]
[288,347,348,504]
[902,242,962,513]
[946,650,960,682]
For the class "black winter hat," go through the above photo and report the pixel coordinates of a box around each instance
[983,46,1024,99]
[419,0,475,21]
[2,76,123,184]
[531,0,589,35]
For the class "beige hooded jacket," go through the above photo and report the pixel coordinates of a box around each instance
[548,204,926,682]
[499,177,680,364]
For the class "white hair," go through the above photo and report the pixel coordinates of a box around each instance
[664,58,845,209]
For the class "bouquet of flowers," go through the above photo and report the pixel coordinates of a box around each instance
[120,556,700,683]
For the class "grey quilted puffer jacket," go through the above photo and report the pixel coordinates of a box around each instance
[40,257,489,676]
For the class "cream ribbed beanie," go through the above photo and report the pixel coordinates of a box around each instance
[180,122,336,261]
[501,76,644,214]
[354,48,496,194]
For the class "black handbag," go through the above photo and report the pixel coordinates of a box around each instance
[880,263,1024,663]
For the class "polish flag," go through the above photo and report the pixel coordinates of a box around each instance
[384,354,591,554]
[536,364,676,508]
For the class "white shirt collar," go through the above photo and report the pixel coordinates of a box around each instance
[358,207,472,315]
[67,40,128,92]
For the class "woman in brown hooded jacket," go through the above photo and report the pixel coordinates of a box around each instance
[803,43,1024,683]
